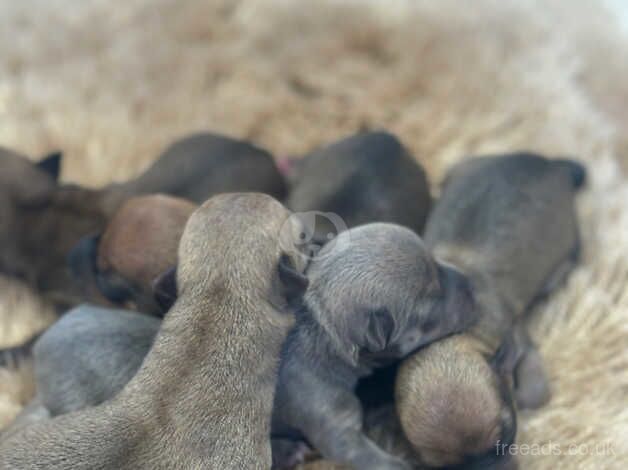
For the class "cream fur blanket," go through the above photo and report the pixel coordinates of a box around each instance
[0,0,626,468]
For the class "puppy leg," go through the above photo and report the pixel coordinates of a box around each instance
[512,324,551,409]
[536,242,580,300]
[272,438,315,469]
[298,388,411,470]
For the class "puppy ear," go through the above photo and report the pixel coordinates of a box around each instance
[36,151,62,181]
[278,254,308,306]
[14,156,58,206]
[365,308,396,352]
[152,266,177,313]
[491,331,525,377]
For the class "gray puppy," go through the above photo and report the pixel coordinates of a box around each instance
[395,152,585,469]
[34,306,159,416]
[2,306,158,430]
[286,131,432,238]
[272,222,477,470]
[0,193,306,469]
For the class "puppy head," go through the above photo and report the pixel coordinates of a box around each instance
[175,193,308,318]
[0,148,61,280]
[396,335,519,469]
[304,223,477,368]
[68,194,196,314]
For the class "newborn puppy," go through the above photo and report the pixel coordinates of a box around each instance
[0,193,306,469]
[286,131,432,238]
[3,306,159,429]
[68,194,196,315]
[1,195,192,366]
[395,152,586,468]
[110,132,287,203]
[0,148,62,367]
[0,132,286,309]
[34,306,159,416]
[272,223,477,470]
[0,147,61,283]
[397,336,519,470]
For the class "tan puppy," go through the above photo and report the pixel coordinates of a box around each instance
[395,153,586,469]
[68,194,196,315]
[0,193,307,469]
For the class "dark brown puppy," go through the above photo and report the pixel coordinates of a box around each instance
[68,194,196,315]
[395,153,586,469]
[0,147,61,284]
[0,132,286,309]
[1,196,191,367]
[286,131,432,240]
[0,193,306,469]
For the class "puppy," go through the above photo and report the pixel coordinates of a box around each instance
[33,306,159,417]
[109,132,287,204]
[0,132,286,309]
[68,194,196,315]
[0,147,61,284]
[1,195,192,367]
[0,193,306,469]
[395,152,586,468]
[2,306,159,430]
[286,131,432,238]
[272,222,477,470]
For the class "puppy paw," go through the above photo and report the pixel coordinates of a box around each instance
[515,348,551,409]
[272,439,315,469]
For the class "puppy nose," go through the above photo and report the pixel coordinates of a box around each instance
[67,235,99,280]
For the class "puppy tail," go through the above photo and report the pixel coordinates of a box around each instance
[554,159,587,190]
[0,332,41,369]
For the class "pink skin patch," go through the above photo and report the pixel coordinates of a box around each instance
[277,157,299,178]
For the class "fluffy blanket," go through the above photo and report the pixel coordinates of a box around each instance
[0,1,626,467]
